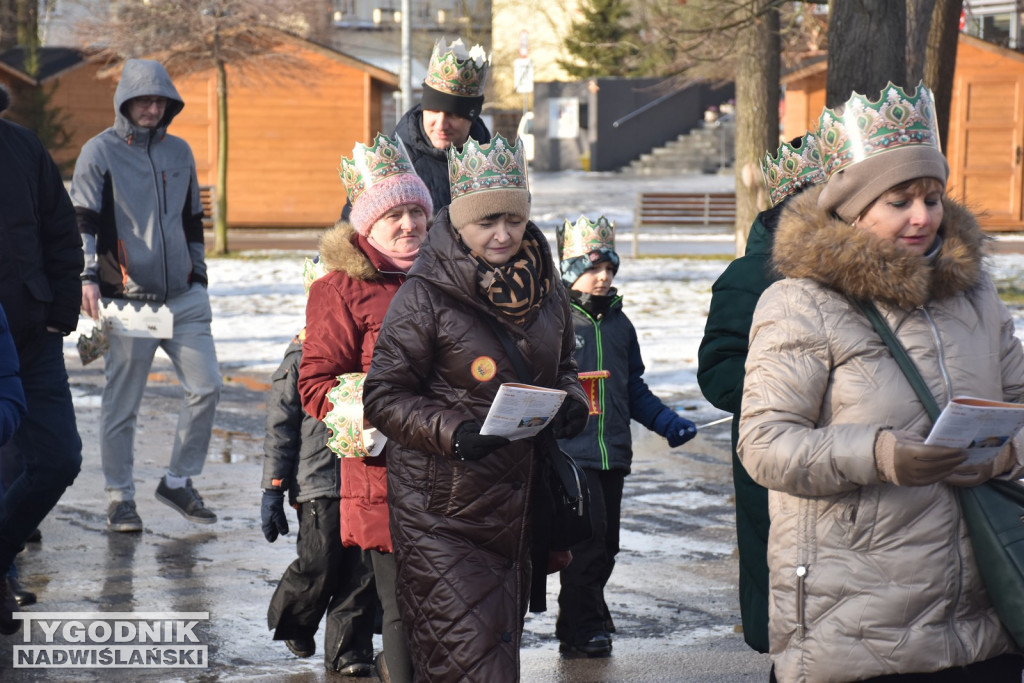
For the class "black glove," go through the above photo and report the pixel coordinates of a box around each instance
[261,489,289,542]
[550,399,588,439]
[453,422,510,461]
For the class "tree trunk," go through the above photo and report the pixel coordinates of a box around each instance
[214,57,229,255]
[925,0,963,151]
[826,0,906,107]
[733,0,779,255]
[906,0,935,85]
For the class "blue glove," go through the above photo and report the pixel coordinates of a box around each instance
[653,408,697,448]
[261,489,289,542]
[666,415,697,447]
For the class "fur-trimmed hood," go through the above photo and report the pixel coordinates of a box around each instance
[772,185,988,309]
[317,221,380,281]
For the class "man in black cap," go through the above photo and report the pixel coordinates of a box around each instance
[393,37,492,211]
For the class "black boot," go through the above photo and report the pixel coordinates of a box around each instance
[285,637,315,658]
[7,576,36,607]
[559,631,612,658]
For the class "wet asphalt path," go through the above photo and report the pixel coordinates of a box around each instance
[0,355,771,681]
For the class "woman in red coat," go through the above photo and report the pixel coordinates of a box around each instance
[298,133,433,683]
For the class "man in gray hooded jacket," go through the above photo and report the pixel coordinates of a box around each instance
[71,58,222,533]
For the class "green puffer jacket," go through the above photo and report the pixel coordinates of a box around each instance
[696,207,781,654]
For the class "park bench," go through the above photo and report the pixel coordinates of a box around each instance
[199,185,218,230]
[632,191,736,257]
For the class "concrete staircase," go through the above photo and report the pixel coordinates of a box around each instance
[624,120,735,175]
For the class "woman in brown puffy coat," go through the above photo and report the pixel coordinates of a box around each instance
[363,135,588,683]
[738,84,1024,682]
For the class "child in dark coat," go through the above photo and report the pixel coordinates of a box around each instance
[554,216,697,657]
[261,329,377,675]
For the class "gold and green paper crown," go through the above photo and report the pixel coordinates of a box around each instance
[338,133,417,205]
[424,37,489,98]
[759,135,826,207]
[324,373,381,458]
[448,134,528,200]
[557,215,616,262]
[815,82,941,178]
[302,256,329,296]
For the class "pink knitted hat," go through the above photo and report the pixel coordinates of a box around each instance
[348,173,433,236]
[340,133,434,235]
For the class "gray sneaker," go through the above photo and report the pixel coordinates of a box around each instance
[107,500,143,532]
[155,477,217,524]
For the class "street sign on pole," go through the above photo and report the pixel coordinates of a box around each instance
[519,30,529,58]
[514,58,534,94]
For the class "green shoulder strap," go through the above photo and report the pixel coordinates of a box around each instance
[854,299,942,423]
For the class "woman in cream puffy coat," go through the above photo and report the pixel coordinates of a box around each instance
[738,176,1024,680]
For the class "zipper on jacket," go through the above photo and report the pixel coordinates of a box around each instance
[920,306,953,405]
[573,301,610,469]
[909,307,967,657]
[593,316,609,469]
[146,137,170,302]
[795,497,815,641]
[795,564,807,639]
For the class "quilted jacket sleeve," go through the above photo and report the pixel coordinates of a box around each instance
[363,280,471,458]
[262,341,302,490]
[738,280,883,496]
[553,287,587,411]
[993,282,1024,479]
[298,276,362,421]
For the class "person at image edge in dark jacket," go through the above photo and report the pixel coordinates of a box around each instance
[0,84,84,634]
[553,215,697,658]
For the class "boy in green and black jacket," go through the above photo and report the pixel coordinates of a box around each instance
[554,215,697,658]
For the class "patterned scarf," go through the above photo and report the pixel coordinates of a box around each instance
[468,236,549,321]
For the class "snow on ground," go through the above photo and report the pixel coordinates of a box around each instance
[64,170,1024,401]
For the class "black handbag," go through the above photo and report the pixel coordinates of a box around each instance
[480,316,593,547]
[858,299,1024,648]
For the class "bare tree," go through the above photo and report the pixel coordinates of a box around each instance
[734,1,780,256]
[825,0,906,107]
[640,0,798,247]
[925,0,963,151]
[80,0,321,254]
[827,0,960,146]
[906,0,935,85]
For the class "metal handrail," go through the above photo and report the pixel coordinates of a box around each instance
[611,89,682,128]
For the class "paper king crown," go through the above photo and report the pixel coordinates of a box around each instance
[424,37,490,98]
[815,81,942,178]
[323,373,383,458]
[448,134,528,201]
[338,133,417,205]
[759,135,826,207]
[557,215,616,262]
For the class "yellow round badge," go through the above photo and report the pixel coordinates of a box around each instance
[471,356,497,382]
